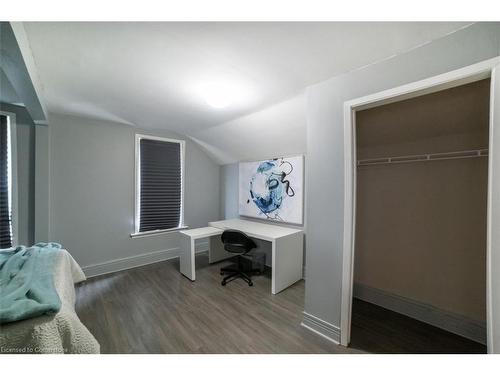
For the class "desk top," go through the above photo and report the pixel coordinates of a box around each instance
[208,219,303,241]
[179,226,223,240]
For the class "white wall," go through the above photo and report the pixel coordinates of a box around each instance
[47,112,220,272]
[304,22,500,342]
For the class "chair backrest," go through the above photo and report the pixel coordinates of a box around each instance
[220,230,257,254]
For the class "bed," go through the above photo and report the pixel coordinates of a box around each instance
[0,249,100,354]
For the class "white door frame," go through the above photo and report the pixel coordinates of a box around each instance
[340,57,500,351]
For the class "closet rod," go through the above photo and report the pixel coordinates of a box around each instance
[357,149,488,167]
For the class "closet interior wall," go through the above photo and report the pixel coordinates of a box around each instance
[354,79,490,328]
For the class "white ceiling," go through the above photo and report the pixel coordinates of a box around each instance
[23,22,472,162]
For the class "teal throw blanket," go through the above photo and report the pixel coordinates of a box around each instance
[0,243,62,324]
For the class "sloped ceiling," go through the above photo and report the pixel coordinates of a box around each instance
[22,22,472,163]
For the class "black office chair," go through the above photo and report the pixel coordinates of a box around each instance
[220,229,259,287]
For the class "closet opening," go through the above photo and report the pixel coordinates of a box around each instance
[348,78,490,353]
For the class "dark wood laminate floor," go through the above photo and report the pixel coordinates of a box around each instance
[76,255,486,354]
[76,254,360,354]
[350,299,487,354]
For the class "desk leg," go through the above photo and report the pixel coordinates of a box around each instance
[180,234,195,281]
[272,232,304,294]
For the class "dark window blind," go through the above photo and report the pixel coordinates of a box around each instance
[0,114,12,248]
[139,138,182,232]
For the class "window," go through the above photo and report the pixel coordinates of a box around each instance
[0,112,17,248]
[133,134,185,236]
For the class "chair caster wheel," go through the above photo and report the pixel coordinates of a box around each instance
[221,281,226,286]
[248,281,253,286]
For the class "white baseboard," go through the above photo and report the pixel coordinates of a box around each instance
[82,240,212,278]
[301,311,340,344]
[354,283,486,345]
[82,247,180,278]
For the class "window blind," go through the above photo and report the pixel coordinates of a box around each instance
[139,138,182,232]
[0,114,12,248]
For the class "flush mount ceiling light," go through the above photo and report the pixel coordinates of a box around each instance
[196,80,252,109]
[201,83,232,108]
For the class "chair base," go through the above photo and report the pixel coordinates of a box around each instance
[220,266,261,287]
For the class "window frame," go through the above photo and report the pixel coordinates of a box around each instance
[132,133,186,238]
[0,110,18,247]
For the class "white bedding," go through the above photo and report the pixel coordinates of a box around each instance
[0,250,100,354]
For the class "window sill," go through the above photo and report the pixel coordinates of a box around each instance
[130,226,189,238]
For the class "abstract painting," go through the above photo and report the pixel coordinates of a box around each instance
[239,156,303,225]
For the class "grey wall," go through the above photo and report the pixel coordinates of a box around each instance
[0,103,36,246]
[304,22,500,331]
[220,163,239,219]
[16,116,35,246]
[34,124,49,243]
[47,112,220,269]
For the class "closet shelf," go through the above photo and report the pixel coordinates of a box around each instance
[357,148,489,167]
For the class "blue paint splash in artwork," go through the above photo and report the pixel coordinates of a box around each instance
[257,161,275,173]
[248,159,295,220]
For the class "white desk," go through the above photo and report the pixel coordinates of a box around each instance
[180,219,304,294]
[209,219,304,294]
[179,227,230,281]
